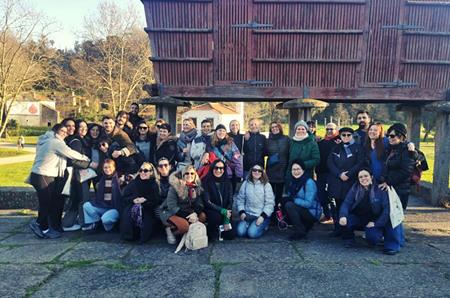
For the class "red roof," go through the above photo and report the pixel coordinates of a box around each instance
[190,103,238,115]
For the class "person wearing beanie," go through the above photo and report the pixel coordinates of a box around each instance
[243,118,268,175]
[327,126,364,237]
[190,119,214,170]
[286,120,320,179]
[150,122,178,167]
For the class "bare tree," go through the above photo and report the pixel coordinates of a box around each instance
[74,0,153,115]
[0,0,54,137]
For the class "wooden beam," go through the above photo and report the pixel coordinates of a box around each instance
[254,0,366,3]
[159,86,446,102]
[144,27,213,33]
[252,58,361,63]
[404,31,450,37]
[401,59,450,65]
[407,1,450,6]
[150,57,212,62]
[253,29,363,35]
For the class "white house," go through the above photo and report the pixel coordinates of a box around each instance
[182,102,244,130]
[8,100,59,127]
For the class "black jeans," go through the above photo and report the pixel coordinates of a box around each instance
[285,201,317,235]
[30,173,65,230]
[205,209,235,240]
[270,182,284,208]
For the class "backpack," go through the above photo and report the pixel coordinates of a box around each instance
[410,149,429,186]
[174,222,208,253]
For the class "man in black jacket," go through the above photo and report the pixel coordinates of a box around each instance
[243,118,267,175]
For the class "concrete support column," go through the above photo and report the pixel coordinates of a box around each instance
[397,105,422,149]
[431,109,450,206]
[288,108,311,137]
[155,104,177,130]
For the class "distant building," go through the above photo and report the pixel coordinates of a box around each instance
[182,102,244,130]
[8,100,59,127]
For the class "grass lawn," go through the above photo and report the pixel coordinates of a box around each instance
[0,161,33,187]
[0,136,39,145]
[0,148,31,158]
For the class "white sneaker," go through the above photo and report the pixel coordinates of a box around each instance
[63,224,81,232]
[165,227,176,245]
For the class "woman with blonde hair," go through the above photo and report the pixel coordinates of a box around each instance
[120,162,162,243]
[160,165,206,244]
[177,118,198,170]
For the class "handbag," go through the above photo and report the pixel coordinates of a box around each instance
[387,186,404,228]
[61,167,73,196]
[79,168,97,183]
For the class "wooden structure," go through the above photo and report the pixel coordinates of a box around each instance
[140,0,450,206]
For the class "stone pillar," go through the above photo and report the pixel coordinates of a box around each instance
[431,109,450,206]
[155,104,177,129]
[397,105,423,149]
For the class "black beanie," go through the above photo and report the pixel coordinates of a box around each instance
[215,124,227,131]
[387,123,407,137]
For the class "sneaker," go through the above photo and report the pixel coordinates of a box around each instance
[320,216,334,224]
[165,227,176,245]
[82,223,96,232]
[29,222,45,239]
[43,228,62,239]
[382,249,398,256]
[63,224,81,232]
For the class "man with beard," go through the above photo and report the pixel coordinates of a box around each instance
[190,119,214,169]
[354,110,371,146]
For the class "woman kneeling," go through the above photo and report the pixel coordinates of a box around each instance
[236,165,275,239]
[339,168,403,255]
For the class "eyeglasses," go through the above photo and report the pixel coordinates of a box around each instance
[184,172,196,176]
[158,163,169,168]
[292,168,302,172]
[341,133,352,137]
[139,126,148,130]
[388,134,398,139]
[252,168,263,173]
[214,166,225,171]
[139,168,152,173]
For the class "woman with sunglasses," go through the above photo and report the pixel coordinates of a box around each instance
[327,127,364,237]
[120,162,162,243]
[339,168,402,255]
[133,120,154,164]
[160,165,206,244]
[236,165,275,239]
[202,159,235,241]
[284,160,322,240]
[156,157,173,200]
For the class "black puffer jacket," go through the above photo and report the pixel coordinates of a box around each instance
[266,134,290,183]
[243,132,267,171]
[379,142,416,197]
[201,160,233,212]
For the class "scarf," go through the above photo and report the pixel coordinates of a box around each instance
[186,181,197,200]
[343,139,355,158]
[324,133,339,141]
[293,134,308,142]
[178,129,197,149]
[288,173,310,198]
[131,204,143,228]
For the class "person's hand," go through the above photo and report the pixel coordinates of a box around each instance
[182,147,189,154]
[339,217,347,226]
[366,222,375,228]
[118,175,126,184]
[340,172,349,181]
[226,210,232,219]
[407,142,415,152]
[378,182,389,191]
[255,216,264,226]
[186,213,198,223]
[240,213,246,221]
[112,150,122,158]
[334,139,342,144]
[90,162,98,169]
[133,197,146,204]
[201,153,210,165]
[190,189,197,199]
[126,121,133,129]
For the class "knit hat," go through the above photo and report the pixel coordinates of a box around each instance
[294,120,308,132]
[387,123,407,137]
[215,124,227,131]
[339,127,354,134]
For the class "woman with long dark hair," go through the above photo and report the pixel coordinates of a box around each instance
[210,124,243,180]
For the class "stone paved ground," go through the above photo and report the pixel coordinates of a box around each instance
[0,196,449,298]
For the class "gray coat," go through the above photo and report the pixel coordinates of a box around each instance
[236,180,275,218]
[266,134,290,183]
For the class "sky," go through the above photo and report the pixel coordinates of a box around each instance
[28,0,146,50]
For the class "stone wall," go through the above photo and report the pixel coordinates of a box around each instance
[0,187,38,210]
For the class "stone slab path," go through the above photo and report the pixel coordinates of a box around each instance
[0,196,449,298]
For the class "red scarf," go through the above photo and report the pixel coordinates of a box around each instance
[324,132,339,141]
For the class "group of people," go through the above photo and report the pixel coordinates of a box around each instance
[28,104,417,255]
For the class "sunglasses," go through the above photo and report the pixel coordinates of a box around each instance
[139,126,148,130]
[214,166,225,171]
[139,168,152,173]
[340,133,352,137]
[158,163,169,168]
[326,128,335,131]
[252,168,263,173]
[388,134,398,139]
[184,172,196,176]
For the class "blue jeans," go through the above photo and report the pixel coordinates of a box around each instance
[236,217,270,239]
[83,202,119,231]
[342,214,403,252]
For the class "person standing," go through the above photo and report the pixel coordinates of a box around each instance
[177,118,197,170]
[115,111,134,138]
[210,124,243,180]
[190,119,213,169]
[243,118,267,176]
[129,102,144,128]
[29,124,90,239]
[228,119,244,192]
[354,110,371,146]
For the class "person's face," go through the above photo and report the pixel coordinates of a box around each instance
[90,126,100,139]
[230,121,240,134]
[130,104,139,115]
[183,169,196,183]
[249,120,260,133]
[213,162,225,178]
[295,126,307,137]
[308,125,316,133]
[340,132,353,143]
[325,125,337,137]
[251,166,263,180]
[103,163,115,176]
[368,125,381,140]
[357,113,370,127]
[65,120,75,136]
[56,127,68,140]
[183,120,193,132]
[157,160,171,177]
[102,119,115,134]
[201,122,212,135]
[216,128,227,140]
[78,122,88,138]
[99,141,109,153]
[138,124,149,136]
[139,165,153,180]
[388,131,401,145]
[270,124,280,135]
[158,128,169,140]
[117,114,128,126]
[291,164,304,179]
[358,170,372,187]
